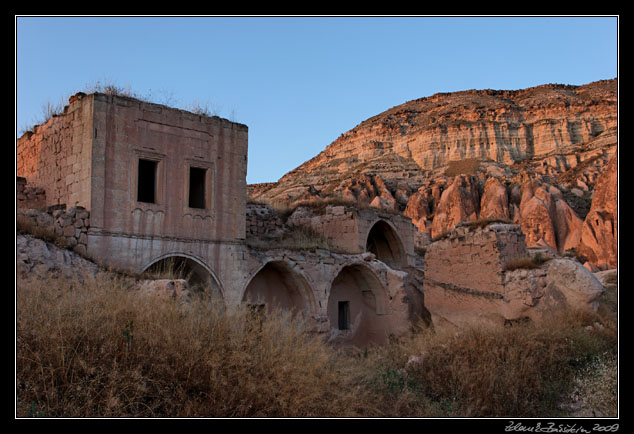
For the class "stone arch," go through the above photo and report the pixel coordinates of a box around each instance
[142,253,224,302]
[326,263,390,347]
[242,260,317,316]
[366,219,406,269]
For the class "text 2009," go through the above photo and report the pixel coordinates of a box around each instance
[593,425,619,433]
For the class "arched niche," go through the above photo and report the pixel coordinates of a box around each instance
[142,254,224,302]
[326,263,390,347]
[242,260,317,316]
[366,219,406,269]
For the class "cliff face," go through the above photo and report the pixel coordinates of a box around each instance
[250,79,617,269]
[254,79,616,202]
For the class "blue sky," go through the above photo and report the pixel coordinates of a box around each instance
[15,16,618,184]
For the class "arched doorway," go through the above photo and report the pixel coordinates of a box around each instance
[143,255,223,302]
[326,263,389,347]
[366,220,405,269]
[242,261,316,316]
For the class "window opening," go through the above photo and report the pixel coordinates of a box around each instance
[137,159,157,203]
[189,167,207,209]
[338,301,350,330]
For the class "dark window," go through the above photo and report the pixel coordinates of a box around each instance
[338,301,350,330]
[189,167,207,209]
[138,159,157,203]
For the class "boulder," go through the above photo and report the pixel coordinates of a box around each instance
[16,234,99,280]
[539,259,605,312]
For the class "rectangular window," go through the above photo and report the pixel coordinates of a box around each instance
[137,159,158,204]
[338,301,350,330]
[189,167,207,209]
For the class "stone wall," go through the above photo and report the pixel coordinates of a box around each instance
[287,205,416,267]
[423,222,604,327]
[17,93,95,209]
[17,205,91,257]
[17,177,46,210]
[424,222,527,296]
[246,203,286,239]
[287,205,359,252]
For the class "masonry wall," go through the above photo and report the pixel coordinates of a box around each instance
[17,177,46,210]
[286,205,416,267]
[81,93,249,298]
[422,223,530,326]
[17,205,91,257]
[246,203,286,238]
[424,223,528,295]
[87,93,248,242]
[17,93,95,209]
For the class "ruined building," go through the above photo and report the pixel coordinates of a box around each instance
[17,92,427,346]
[17,92,605,346]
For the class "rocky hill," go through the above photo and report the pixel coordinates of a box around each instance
[249,79,617,270]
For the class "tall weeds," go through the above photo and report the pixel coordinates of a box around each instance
[16,270,617,418]
[16,272,375,417]
[359,309,617,418]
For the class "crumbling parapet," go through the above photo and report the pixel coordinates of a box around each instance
[17,177,46,210]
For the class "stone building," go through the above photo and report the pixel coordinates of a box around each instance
[17,92,425,347]
[17,91,604,345]
[18,92,248,305]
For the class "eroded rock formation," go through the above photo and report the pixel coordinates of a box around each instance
[577,153,618,270]
[250,79,617,268]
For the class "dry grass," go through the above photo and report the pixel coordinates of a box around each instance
[16,268,617,418]
[504,253,551,271]
[247,225,335,252]
[567,351,618,417]
[444,158,482,177]
[356,308,618,417]
[16,272,379,418]
[459,217,512,230]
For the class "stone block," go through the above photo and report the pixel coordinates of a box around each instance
[63,225,76,237]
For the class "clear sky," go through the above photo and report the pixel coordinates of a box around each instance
[15,16,618,184]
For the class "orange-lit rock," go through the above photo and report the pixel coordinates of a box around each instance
[577,153,618,270]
